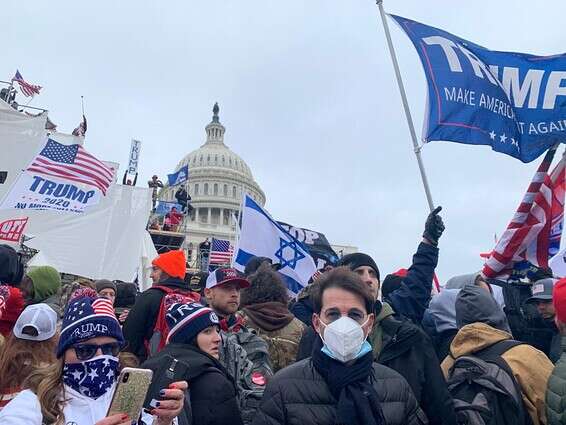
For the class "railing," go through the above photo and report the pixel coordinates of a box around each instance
[0,79,47,113]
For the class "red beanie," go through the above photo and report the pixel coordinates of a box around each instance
[0,286,25,337]
[553,278,566,323]
[152,250,186,280]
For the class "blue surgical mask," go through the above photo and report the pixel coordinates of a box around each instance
[322,340,372,362]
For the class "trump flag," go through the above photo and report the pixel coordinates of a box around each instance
[390,14,566,163]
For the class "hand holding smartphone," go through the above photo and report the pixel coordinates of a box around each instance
[107,367,153,422]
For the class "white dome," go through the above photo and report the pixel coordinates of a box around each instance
[165,103,265,207]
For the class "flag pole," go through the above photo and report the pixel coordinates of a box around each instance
[375,0,435,212]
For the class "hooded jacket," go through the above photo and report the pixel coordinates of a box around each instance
[296,302,457,425]
[239,302,306,372]
[442,285,554,425]
[0,245,23,285]
[123,276,188,362]
[251,357,427,425]
[0,384,157,424]
[143,343,243,425]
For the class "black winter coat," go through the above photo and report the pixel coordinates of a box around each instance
[122,277,187,362]
[384,242,438,325]
[251,358,427,425]
[297,316,457,425]
[142,343,243,425]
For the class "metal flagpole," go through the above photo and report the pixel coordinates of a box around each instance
[375,0,435,212]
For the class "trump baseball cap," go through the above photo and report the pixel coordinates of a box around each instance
[526,278,556,303]
[206,267,250,290]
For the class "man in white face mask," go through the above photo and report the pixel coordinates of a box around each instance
[252,268,426,425]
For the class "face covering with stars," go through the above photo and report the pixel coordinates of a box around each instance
[63,355,119,399]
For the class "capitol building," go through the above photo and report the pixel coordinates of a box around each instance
[159,104,356,267]
[159,104,266,264]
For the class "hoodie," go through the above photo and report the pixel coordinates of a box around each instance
[442,291,554,425]
[455,285,511,333]
[0,384,158,424]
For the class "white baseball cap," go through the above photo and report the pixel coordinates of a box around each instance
[13,303,57,341]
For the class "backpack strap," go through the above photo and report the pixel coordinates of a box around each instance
[473,339,534,425]
[473,339,524,378]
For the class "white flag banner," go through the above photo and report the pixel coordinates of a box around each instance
[233,194,317,296]
[0,172,102,213]
[128,139,142,175]
[0,138,113,214]
[550,248,566,278]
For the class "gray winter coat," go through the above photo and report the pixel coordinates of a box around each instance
[251,358,427,425]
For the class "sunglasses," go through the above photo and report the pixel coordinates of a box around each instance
[72,342,122,361]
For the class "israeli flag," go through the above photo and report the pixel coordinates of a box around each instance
[233,194,317,296]
[167,165,189,186]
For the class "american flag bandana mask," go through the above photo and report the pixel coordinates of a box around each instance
[63,355,119,399]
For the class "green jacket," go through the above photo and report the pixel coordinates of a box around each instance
[547,335,566,425]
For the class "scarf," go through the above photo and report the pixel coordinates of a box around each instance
[242,302,294,331]
[312,337,385,425]
[219,314,245,332]
[369,302,395,359]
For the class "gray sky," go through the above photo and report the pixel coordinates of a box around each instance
[3,1,565,282]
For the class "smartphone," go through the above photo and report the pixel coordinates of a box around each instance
[143,355,190,411]
[107,367,153,421]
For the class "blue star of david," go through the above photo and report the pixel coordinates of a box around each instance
[274,238,305,270]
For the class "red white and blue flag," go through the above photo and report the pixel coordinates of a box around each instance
[209,238,234,267]
[12,70,41,97]
[27,139,113,195]
[483,148,565,278]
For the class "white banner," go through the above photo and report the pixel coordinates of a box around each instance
[22,185,156,283]
[127,139,142,175]
[0,172,103,214]
[550,248,566,278]
[0,100,47,201]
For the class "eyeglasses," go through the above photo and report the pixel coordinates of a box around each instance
[72,342,122,361]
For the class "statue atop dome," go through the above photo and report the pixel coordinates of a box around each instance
[212,102,220,122]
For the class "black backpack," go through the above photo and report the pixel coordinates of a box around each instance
[446,340,534,425]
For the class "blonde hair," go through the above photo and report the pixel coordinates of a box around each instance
[25,351,132,425]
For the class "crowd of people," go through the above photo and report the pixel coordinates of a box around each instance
[0,208,566,424]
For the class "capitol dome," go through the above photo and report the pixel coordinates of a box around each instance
[159,103,265,265]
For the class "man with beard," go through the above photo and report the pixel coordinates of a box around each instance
[526,277,561,362]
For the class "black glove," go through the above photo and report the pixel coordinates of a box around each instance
[423,206,445,246]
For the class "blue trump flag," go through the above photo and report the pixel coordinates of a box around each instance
[390,14,566,163]
[167,165,188,186]
[233,194,317,296]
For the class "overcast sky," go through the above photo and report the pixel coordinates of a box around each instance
[3,1,565,282]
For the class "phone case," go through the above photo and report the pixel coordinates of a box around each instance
[108,367,153,421]
[143,355,191,410]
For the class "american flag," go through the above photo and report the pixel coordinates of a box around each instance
[483,148,565,278]
[209,238,234,266]
[12,70,41,97]
[72,115,87,137]
[27,139,113,195]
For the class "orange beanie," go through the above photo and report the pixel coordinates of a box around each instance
[152,250,186,279]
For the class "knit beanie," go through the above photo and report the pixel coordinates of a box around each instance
[0,286,25,337]
[554,278,566,323]
[57,288,124,357]
[166,302,219,345]
[95,279,117,294]
[152,250,186,280]
[27,266,61,302]
[0,244,24,285]
[337,253,380,282]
